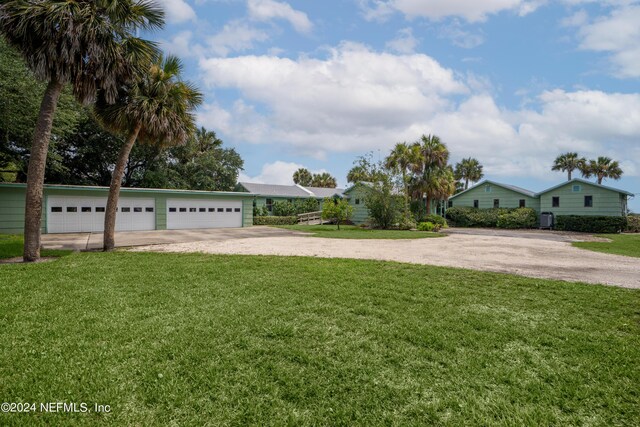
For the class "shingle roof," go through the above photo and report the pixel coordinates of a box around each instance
[238,182,344,198]
[449,180,536,199]
[537,178,634,197]
[305,186,345,198]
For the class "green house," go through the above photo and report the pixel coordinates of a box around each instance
[236,182,343,215]
[342,182,372,224]
[448,178,633,217]
[0,183,255,234]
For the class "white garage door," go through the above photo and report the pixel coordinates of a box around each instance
[47,196,155,233]
[166,198,242,230]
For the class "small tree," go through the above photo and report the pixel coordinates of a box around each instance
[365,178,401,229]
[321,198,353,230]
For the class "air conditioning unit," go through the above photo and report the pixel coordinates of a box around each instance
[539,212,554,229]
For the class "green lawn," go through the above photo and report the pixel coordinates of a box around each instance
[0,234,71,260]
[573,233,640,258]
[0,251,638,425]
[276,224,445,239]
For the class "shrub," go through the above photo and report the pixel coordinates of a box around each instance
[417,222,441,232]
[496,208,538,229]
[365,179,402,229]
[410,200,427,223]
[272,200,296,217]
[321,198,353,230]
[423,214,448,229]
[555,216,628,233]
[626,215,640,233]
[253,205,269,217]
[446,207,509,228]
[253,216,298,225]
[397,214,416,230]
[271,199,320,217]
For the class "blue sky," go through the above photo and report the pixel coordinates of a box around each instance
[152,0,639,211]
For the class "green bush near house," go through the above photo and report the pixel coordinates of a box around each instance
[496,208,538,229]
[423,214,448,229]
[555,216,627,234]
[417,222,440,232]
[272,199,320,217]
[321,198,353,230]
[253,216,298,225]
[365,179,402,229]
[626,214,640,233]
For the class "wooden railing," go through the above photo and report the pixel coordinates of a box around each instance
[297,211,323,225]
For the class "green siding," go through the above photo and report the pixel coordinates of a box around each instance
[0,184,255,234]
[451,184,540,211]
[539,182,625,217]
[345,185,370,225]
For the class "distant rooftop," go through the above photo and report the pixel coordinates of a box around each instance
[238,182,344,198]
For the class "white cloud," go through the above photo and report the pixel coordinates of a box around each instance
[439,20,485,48]
[197,43,640,179]
[239,161,326,184]
[156,0,197,23]
[247,0,313,33]
[359,0,544,23]
[386,28,419,54]
[573,5,640,78]
[208,20,270,56]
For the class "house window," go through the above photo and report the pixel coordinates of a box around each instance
[552,197,560,208]
[493,199,499,208]
[519,199,526,208]
[473,200,479,208]
[217,208,224,212]
[208,208,215,212]
[199,208,206,212]
[584,195,593,207]
[226,208,232,212]
[134,207,142,212]
[266,198,273,212]
[96,207,105,213]
[189,207,196,212]
[355,198,360,205]
[121,207,131,213]
[145,207,154,212]
[51,207,62,213]
[447,200,453,208]
[81,207,91,212]
[485,186,492,193]
[234,208,241,212]
[572,185,581,192]
[169,208,177,212]
[66,207,77,213]
[179,208,187,212]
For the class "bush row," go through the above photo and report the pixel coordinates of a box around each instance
[446,207,538,229]
[253,216,298,226]
[626,214,640,233]
[555,216,627,233]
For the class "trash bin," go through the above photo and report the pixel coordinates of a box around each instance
[539,212,554,229]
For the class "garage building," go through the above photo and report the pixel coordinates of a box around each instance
[0,183,255,234]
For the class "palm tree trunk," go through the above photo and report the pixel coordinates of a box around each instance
[597,175,603,185]
[568,170,572,181]
[23,80,64,262]
[103,124,142,251]
[465,178,469,190]
[425,196,431,215]
[402,170,409,214]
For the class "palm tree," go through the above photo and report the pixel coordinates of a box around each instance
[411,134,450,214]
[346,165,370,184]
[580,156,623,185]
[0,0,164,261]
[454,157,484,190]
[293,168,312,186]
[95,55,202,251]
[311,172,337,188]
[385,142,420,213]
[552,152,585,181]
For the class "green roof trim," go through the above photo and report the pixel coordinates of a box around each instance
[537,178,634,197]
[449,180,536,200]
[0,183,257,198]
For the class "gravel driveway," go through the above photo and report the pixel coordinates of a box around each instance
[132,232,639,289]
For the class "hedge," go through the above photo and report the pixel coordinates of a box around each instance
[253,216,298,225]
[423,214,448,228]
[627,215,640,233]
[555,215,627,233]
[446,207,537,229]
[496,208,538,229]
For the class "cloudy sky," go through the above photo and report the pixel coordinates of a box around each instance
[154,0,639,210]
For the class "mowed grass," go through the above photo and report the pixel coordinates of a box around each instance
[0,252,639,426]
[573,233,640,258]
[0,234,71,259]
[276,224,444,239]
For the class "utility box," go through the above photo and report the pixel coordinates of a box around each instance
[540,212,554,229]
